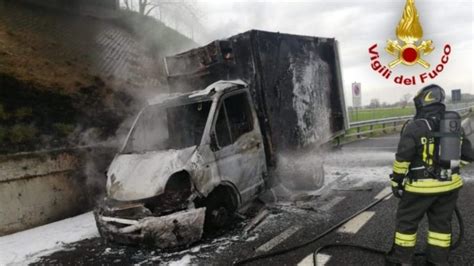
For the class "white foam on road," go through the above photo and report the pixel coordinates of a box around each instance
[298,253,331,266]
[256,225,302,253]
[0,211,99,265]
[319,196,345,212]
[168,254,194,266]
[342,147,397,150]
[324,165,392,186]
[337,211,375,234]
[325,150,394,164]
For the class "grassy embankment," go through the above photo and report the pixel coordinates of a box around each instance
[349,107,415,122]
[0,5,196,154]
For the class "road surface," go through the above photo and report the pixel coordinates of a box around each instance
[2,134,473,265]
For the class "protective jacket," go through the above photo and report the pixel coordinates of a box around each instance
[391,107,474,194]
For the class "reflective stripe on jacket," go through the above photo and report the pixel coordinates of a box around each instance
[404,174,463,193]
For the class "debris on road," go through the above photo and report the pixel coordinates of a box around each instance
[96,208,206,249]
[243,209,269,236]
[333,186,373,191]
[292,191,322,202]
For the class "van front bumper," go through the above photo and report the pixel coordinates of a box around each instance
[94,201,205,249]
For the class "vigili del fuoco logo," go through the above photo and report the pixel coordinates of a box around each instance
[368,0,451,86]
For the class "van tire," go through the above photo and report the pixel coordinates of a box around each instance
[203,186,237,231]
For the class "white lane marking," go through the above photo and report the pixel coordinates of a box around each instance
[319,196,345,212]
[337,211,375,234]
[256,225,302,253]
[374,187,392,200]
[297,253,331,266]
[385,194,393,201]
[343,147,396,150]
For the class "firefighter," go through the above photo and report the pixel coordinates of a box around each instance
[386,84,474,266]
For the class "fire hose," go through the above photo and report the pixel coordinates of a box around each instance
[234,191,464,265]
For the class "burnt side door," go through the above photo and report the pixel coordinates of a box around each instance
[211,90,267,205]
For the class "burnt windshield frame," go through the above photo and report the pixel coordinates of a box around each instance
[121,95,213,154]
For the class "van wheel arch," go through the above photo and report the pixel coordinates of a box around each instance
[160,171,193,206]
[165,170,192,193]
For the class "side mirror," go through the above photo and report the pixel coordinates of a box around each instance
[210,132,219,151]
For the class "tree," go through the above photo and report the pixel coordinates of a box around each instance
[123,0,159,16]
[399,93,412,108]
[121,0,205,40]
[122,0,202,18]
[369,98,381,108]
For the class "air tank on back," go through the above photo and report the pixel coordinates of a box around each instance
[439,111,462,167]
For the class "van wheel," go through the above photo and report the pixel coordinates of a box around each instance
[203,186,237,231]
[208,205,229,229]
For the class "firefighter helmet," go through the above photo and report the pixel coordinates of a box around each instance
[414,84,445,108]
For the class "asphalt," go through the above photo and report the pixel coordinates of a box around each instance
[36,134,474,266]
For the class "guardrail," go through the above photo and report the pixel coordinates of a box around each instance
[345,106,474,138]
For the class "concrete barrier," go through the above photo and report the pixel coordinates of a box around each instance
[0,148,114,236]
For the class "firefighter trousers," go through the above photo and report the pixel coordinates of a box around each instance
[386,189,459,265]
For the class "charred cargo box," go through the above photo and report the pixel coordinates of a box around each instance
[165,30,348,162]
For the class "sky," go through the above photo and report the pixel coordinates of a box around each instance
[190,0,473,106]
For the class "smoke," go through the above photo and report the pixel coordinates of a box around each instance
[263,146,395,203]
[273,152,325,191]
[325,149,395,167]
[68,1,207,203]
[80,148,115,204]
[323,149,394,192]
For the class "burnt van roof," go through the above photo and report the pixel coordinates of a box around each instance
[147,79,247,106]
